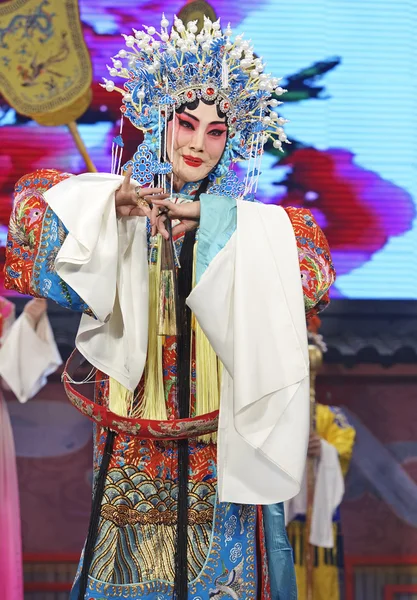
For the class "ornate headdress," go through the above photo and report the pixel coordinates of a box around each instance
[102,14,289,197]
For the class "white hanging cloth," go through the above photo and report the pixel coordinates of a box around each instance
[0,312,62,403]
[285,439,345,547]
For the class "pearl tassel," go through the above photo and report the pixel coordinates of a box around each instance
[111,141,115,175]
[158,107,162,188]
[111,114,124,175]
[170,107,175,198]
[116,115,124,175]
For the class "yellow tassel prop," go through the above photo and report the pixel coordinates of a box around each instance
[194,320,221,443]
[158,226,177,336]
[192,242,220,443]
[158,268,177,336]
[141,237,168,420]
[108,237,222,432]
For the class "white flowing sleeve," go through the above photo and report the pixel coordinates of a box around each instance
[44,173,149,391]
[0,312,62,403]
[188,202,310,505]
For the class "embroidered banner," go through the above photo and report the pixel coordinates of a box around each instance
[0,0,92,125]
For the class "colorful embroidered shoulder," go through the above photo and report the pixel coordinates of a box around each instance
[5,170,90,313]
[285,206,335,316]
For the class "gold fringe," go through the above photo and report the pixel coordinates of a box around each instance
[109,238,222,431]
[192,242,220,443]
[194,320,220,443]
[108,377,133,417]
[108,238,166,421]
[141,236,168,421]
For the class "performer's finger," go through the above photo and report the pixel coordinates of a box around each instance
[122,165,132,190]
[150,203,159,235]
[172,221,197,237]
[156,214,169,240]
[129,202,152,219]
[152,198,173,208]
[138,187,166,197]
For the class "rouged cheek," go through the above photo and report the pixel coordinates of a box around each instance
[205,134,227,158]
[175,127,194,149]
[166,122,190,160]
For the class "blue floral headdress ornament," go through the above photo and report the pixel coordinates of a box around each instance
[102,14,289,197]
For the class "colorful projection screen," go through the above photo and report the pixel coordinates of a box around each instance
[0,0,415,299]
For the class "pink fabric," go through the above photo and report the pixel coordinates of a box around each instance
[0,296,23,599]
[0,298,15,332]
[0,390,23,599]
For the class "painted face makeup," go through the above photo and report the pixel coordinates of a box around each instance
[166,101,227,190]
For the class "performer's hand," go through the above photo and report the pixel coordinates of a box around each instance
[115,167,170,229]
[152,198,200,239]
[23,298,47,329]
[307,433,322,458]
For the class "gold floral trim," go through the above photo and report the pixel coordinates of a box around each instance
[101,503,214,527]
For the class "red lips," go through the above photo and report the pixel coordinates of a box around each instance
[183,155,203,167]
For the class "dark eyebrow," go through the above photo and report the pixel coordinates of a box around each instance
[182,111,199,122]
[209,121,227,126]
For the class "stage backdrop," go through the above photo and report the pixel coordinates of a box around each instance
[0,0,416,299]
[318,370,417,600]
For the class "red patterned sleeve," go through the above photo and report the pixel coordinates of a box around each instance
[5,169,93,318]
[285,207,335,317]
[5,169,71,297]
